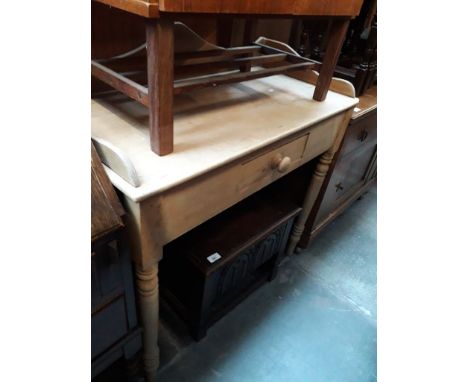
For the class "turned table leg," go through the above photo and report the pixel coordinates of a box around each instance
[313,18,350,101]
[146,18,174,156]
[286,109,354,255]
[136,263,160,382]
[286,150,334,256]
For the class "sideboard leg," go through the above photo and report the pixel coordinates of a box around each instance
[146,18,174,156]
[286,150,334,256]
[136,263,160,382]
[313,18,350,101]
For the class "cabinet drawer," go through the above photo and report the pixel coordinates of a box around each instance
[91,297,128,359]
[341,110,376,157]
[315,145,376,224]
[91,240,124,311]
[158,114,344,244]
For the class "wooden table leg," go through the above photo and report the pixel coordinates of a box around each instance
[146,18,174,156]
[122,197,165,381]
[286,108,353,255]
[313,18,350,101]
[286,150,334,256]
[136,262,160,382]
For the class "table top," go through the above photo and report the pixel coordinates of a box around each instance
[92,74,357,202]
[95,0,364,19]
[352,86,377,119]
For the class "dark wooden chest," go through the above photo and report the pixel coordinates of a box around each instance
[160,193,301,340]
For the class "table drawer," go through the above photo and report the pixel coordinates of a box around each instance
[341,110,376,157]
[158,114,344,244]
[237,133,308,195]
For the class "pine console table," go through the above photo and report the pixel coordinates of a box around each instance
[92,72,357,380]
[92,0,364,156]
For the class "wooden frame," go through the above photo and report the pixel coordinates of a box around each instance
[92,3,360,155]
[92,22,324,156]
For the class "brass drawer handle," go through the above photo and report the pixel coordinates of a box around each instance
[271,154,292,173]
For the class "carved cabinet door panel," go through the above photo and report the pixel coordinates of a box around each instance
[315,143,376,225]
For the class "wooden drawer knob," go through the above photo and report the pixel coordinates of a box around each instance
[271,154,291,173]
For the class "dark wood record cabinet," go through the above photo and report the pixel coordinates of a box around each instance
[91,143,142,380]
[159,163,316,340]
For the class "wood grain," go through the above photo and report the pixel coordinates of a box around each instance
[313,19,351,101]
[91,1,145,60]
[135,264,160,381]
[91,74,358,201]
[91,61,149,106]
[94,0,363,18]
[286,107,353,255]
[174,46,260,65]
[146,18,174,155]
[298,87,377,250]
[151,116,340,245]
[91,142,124,243]
[93,0,159,18]
[173,62,314,94]
[158,0,364,16]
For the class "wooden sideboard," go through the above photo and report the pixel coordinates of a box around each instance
[92,73,358,381]
[298,86,377,249]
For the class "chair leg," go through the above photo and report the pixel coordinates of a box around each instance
[313,19,350,101]
[146,18,174,156]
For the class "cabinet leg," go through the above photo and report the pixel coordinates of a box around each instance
[146,18,174,156]
[286,151,334,256]
[136,264,160,382]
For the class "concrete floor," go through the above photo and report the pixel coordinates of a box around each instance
[157,184,377,382]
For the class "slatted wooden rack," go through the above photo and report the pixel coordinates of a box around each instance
[92,0,364,156]
[92,25,320,105]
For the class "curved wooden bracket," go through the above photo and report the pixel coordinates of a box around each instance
[92,136,141,187]
[255,36,302,57]
[253,36,355,98]
[173,22,224,53]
